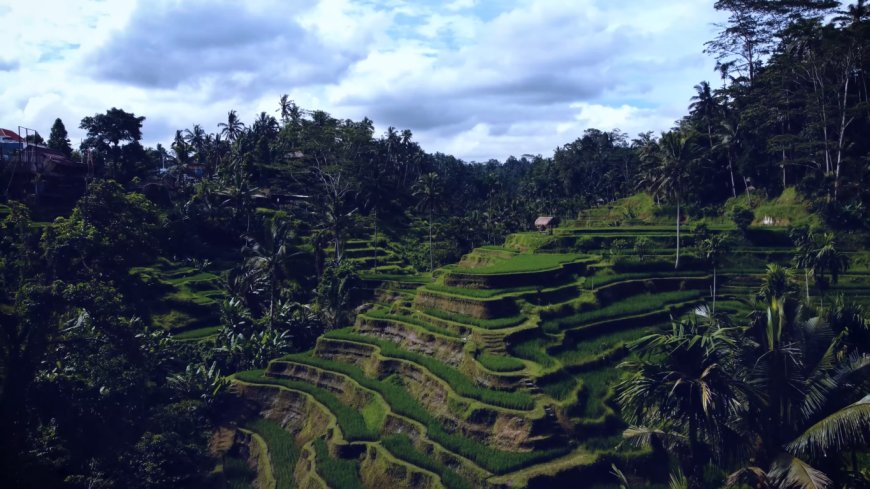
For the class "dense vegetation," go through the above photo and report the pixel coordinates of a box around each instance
[1,1,869,488]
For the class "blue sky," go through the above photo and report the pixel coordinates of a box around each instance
[0,0,726,161]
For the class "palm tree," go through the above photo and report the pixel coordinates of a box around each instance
[642,129,696,269]
[618,311,744,489]
[316,171,356,262]
[217,110,245,142]
[730,296,870,489]
[698,234,730,313]
[216,170,262,234]
[243,218,296,327]
[791,226,816,301]
[757,263,797,303]
[278,95,300,125]
[812,233,850,288]
[689,81,718,150]
[835,0,869,27]
[184,124,207,164]
[716,116,740,198]
[413,172,442,272]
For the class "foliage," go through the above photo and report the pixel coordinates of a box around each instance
[730,206,754,233]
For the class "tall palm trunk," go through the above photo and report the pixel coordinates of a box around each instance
[727,151,737,198]
[712,265,717,314]
[373,210,378,269]
[429,207,434,272]
[675,200,681,269]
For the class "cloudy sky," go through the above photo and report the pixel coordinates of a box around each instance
[0,0,726,162]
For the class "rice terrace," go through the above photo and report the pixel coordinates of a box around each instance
[1,1,869,489]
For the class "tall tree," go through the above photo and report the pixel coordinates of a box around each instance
[642,129,697,269]
[47,118,72,157]
[413,172,442,272]
[80,108,145,179]
[217,110,245,143]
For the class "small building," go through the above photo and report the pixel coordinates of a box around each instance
[535,216,558,232]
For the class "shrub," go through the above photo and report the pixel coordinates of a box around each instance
[633,237,652,262]
[730,206,754,233]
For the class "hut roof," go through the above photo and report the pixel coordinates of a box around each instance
[535,216,556,227]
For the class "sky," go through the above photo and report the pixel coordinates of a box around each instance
[0,0,727,162]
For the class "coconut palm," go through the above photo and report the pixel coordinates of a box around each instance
[757,263,798,303]
[217,110,245,142]
[812,233,850,287]
[413,172,442,272]
[716,116,741,198]
[184,124,207,163]
[729,296,870,489]
[641,129,697,269]
[278,95,301,125]
[698,233,731,312]
[689,81,719,150]
[618,311,744,489]
[243,217,297,327]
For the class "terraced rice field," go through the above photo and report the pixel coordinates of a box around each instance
[222,223,864,488]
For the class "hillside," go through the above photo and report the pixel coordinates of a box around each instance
[214,209,869,488]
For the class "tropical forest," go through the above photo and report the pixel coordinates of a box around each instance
[1,1,870,488]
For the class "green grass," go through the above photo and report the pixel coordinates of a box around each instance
[172,325,220,340]
[313,439,364,489]
[243,418,299,489]
[476,353,525,372]
[577,369,621,419]
[542,290,704,332]
[425,282,542,298]
[509,337,557,369]
[553,326,656,366]
[457,253,584,275]
[539,373,579,401]
[223,455,256,489]
[363,308,459,338]
[421,308,526,330]
[234,370,379,441]
[382,435,472,489]
[583,270,707,289]
[313,332,534,410]
[269,353,563,474]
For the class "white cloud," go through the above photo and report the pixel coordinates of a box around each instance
[0,0,726,160]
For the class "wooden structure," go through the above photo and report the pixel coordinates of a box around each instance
[534,216,558,232]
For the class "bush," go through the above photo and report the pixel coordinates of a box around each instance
[730,206,754,233]
[633,237,652,262]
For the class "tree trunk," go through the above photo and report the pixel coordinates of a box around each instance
[712,266,717,315]
[373,211,378,270]
[675,200,681,270]
[727,151,737,198]
[835,70,853,201]
[429,207,434,272]
[805,268,810,301]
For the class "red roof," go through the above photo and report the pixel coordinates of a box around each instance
[0,128,24,142]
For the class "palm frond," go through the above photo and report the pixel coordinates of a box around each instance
[787,394,870,458]
[769,454,832,489]
[668,467,688,489]
[725,466,771,488]
[622,425,687,449]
